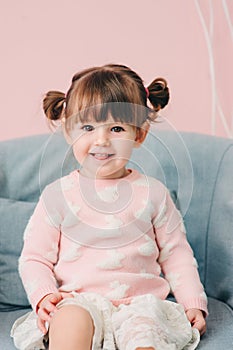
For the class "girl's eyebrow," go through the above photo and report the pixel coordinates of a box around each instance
[79,121,126,126]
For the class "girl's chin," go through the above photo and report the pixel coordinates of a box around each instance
[80,166,127,179]
[79,159,128,179]
[97,166,129,179]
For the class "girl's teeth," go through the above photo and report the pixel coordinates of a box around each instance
[96,153,107,157]
[92,153,110,160]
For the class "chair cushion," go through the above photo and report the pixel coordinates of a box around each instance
[0,199,35,310]
[0,308,31,350]
[199,298,233,349]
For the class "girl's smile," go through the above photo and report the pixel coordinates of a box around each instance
[65,116,147,180]
[89,152,115,161]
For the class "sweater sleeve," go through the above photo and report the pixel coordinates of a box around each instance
[19,186,61,311]
[153,188,208,315]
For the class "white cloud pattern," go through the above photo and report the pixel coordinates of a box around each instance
[134,200,154,223]
[105,215,123,229]
[138,235,156,256]
[45,212,62,228]
[200,291,208,302]
[140,269,156,279]
[133,178,148,187]
[153,203,168,229]
[44,242,58,261]
[62,212,80,228]
[97,249,125,270]
[93,215,123,238]
[159,242,175,263]
[166,272,181,292]
[192,257,199,268]
[59,281,82,292]
[60,177,76,191]
[96,186,119,202]
[61,245,82,262]
[106,280,130,299]
[24,279,39,297]
[180,221,186,234]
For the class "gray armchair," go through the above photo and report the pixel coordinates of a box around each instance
[0,130,232,349]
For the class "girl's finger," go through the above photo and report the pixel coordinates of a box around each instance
[61,292,74,299]
[37,317,47,335]
[43,301,58,313]
[37,307,51,322]
[192,318,206,335]
[49,293,63,304]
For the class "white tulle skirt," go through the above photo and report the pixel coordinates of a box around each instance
[11,293,200,350]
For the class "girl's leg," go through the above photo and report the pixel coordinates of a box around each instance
[48,305,94,350]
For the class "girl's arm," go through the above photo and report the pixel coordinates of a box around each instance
[153,188,208,316]
[19,187,61,311]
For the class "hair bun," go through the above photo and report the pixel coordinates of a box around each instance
[148,78,169,111]
[43,91,66,121]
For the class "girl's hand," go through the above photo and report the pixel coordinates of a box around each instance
[37,292,73,334]
[185,308,206,336]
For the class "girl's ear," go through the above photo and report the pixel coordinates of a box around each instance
[134,121,150,148]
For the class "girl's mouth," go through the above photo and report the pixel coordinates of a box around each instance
[90,153,114,160]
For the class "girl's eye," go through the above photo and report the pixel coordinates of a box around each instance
[111,126,125,133]
[81,125,94,132]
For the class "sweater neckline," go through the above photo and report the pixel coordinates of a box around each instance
[72,168,140,187]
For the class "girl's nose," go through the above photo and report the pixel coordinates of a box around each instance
[94,127,110,147]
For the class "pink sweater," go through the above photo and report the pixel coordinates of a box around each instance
[19,169,208,314]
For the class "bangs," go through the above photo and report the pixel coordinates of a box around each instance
[66,69,153,129]
[68,102,150,129]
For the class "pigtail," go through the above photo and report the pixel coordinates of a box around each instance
[147,78,169,113]
[43,91,66,122]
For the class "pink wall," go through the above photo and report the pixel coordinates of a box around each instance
[1,0,232,141]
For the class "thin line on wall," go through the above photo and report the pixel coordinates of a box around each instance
[222,0,233,138]
[222,0,233,41]
[208,0,214,40]
[195,0,232,138]
[194,0,217,135]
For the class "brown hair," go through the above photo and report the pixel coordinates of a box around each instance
[43,64,169,129]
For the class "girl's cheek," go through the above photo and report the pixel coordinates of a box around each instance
[72,147,84,164]
[112,138,135,153]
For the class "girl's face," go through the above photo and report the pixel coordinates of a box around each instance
[65,116,148,179]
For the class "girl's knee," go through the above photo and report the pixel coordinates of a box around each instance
[49,305,94,350]
[51,304,94,329]
[49,304,94,340]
